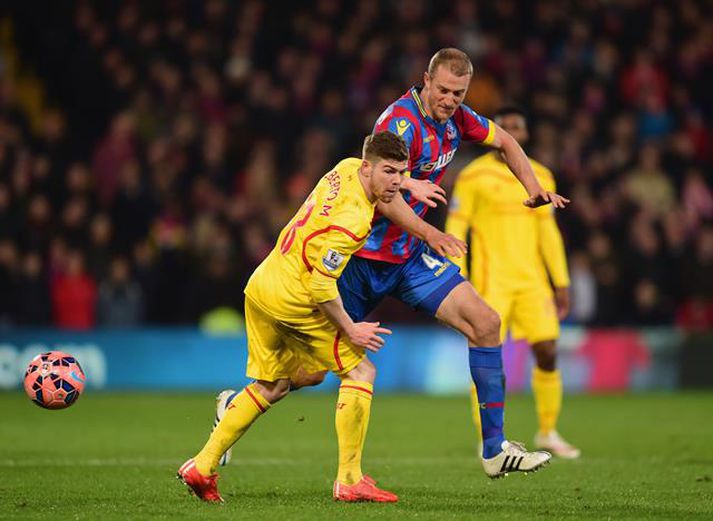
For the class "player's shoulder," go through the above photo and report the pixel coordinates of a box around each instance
[322,159,369,207]
[454,102,490,128]
[333,157,361,174]
[376,91,422,126]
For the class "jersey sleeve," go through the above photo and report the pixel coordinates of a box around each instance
[458,105,496,145]
[307,208,369,304]
[445,169,478,276]
[536,170,570,287]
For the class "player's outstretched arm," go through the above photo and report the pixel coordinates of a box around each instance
[490,124,570,209]
[317,297,392,353]
[377,193,467,258]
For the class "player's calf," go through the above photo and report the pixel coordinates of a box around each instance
[214,390,238,466]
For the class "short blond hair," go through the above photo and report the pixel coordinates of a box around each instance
[427,48,473,77]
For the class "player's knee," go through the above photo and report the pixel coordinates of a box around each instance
[469,308,501,346]
[532,341,557,371]
[290,369,327,390]
[255,378,291,403]
[302,370,327,387]
[345,358,376,383]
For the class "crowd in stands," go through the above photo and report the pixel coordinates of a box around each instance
[0,0,711,329]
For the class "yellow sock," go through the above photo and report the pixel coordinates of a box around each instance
[532,367,562,435]
[469,382,483,444]
[194,383,271,476]
[335,379,373,485]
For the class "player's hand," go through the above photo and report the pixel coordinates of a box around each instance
[345,321,392,353]
[554,287,570,320]
[404,178,448,208]
[524,190,570,209]
[424,228,468,258]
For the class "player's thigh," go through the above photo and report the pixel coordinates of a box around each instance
[434,280,501,340]
[510,287,560,344]
[337,255,394,321]
[286,314,366,377]
[244,298,303,382]
[394,245,465,316]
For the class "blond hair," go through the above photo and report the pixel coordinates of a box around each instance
[427,48,473,77]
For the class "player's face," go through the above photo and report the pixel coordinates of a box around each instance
[370,158,408,203]
[423,66,470,123]
[495,114,529,145]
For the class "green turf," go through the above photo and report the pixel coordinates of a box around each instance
[1,391,712,520]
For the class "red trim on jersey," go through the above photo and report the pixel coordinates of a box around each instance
[244,386,266,413]
[280,198,316,254]
[333,332,343,371]
[313,265,338,279]
[301,226,368,272]
[340,384,374,396]
[483,401,504,409]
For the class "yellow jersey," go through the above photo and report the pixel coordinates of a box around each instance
[445,152,569,296]
[245,158,375,320]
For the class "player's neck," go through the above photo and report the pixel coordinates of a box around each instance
[418,87,447,125]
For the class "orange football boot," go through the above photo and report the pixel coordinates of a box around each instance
[177,458,224,503]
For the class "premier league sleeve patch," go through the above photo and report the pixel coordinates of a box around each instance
[322,249,346,272]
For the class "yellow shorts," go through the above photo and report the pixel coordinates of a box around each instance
[485,286,559,344]
[244,297,365,382]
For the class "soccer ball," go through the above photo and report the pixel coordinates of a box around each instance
[23,351,86,409]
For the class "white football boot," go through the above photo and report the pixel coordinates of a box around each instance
[534,431,581,459]
[214,389,238,466]
[481,440,551,479]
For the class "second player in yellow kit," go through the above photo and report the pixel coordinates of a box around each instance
[447,149,567,344]
[178,131,409,503]
[446,106,581,459]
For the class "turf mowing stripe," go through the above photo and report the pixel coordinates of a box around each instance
[0,456,486,467]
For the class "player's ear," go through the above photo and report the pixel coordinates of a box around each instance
[361,159,372,177]
[423,71,430,86]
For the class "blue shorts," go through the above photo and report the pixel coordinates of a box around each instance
[337,242,465,321]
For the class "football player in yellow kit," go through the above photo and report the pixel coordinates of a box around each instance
[178,131,408,503]
[446,106,581,459]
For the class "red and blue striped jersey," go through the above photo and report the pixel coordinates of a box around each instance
[355,86,496,263]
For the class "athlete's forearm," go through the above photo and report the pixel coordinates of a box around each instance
[492,126,542,197]
[377,193,436,242]
[399,176,415,192]
[317,296,356,335]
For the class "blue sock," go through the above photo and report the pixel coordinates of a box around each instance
[469,346,506,458]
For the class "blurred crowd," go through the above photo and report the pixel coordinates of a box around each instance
[0,0,711,330]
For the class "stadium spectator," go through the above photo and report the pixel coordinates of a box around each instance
[1,0,711,328]
[96,255,143,327]
[51,249,97,330]
[16,250,51,325]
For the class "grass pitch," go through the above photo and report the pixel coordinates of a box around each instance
[1,391,712,520]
